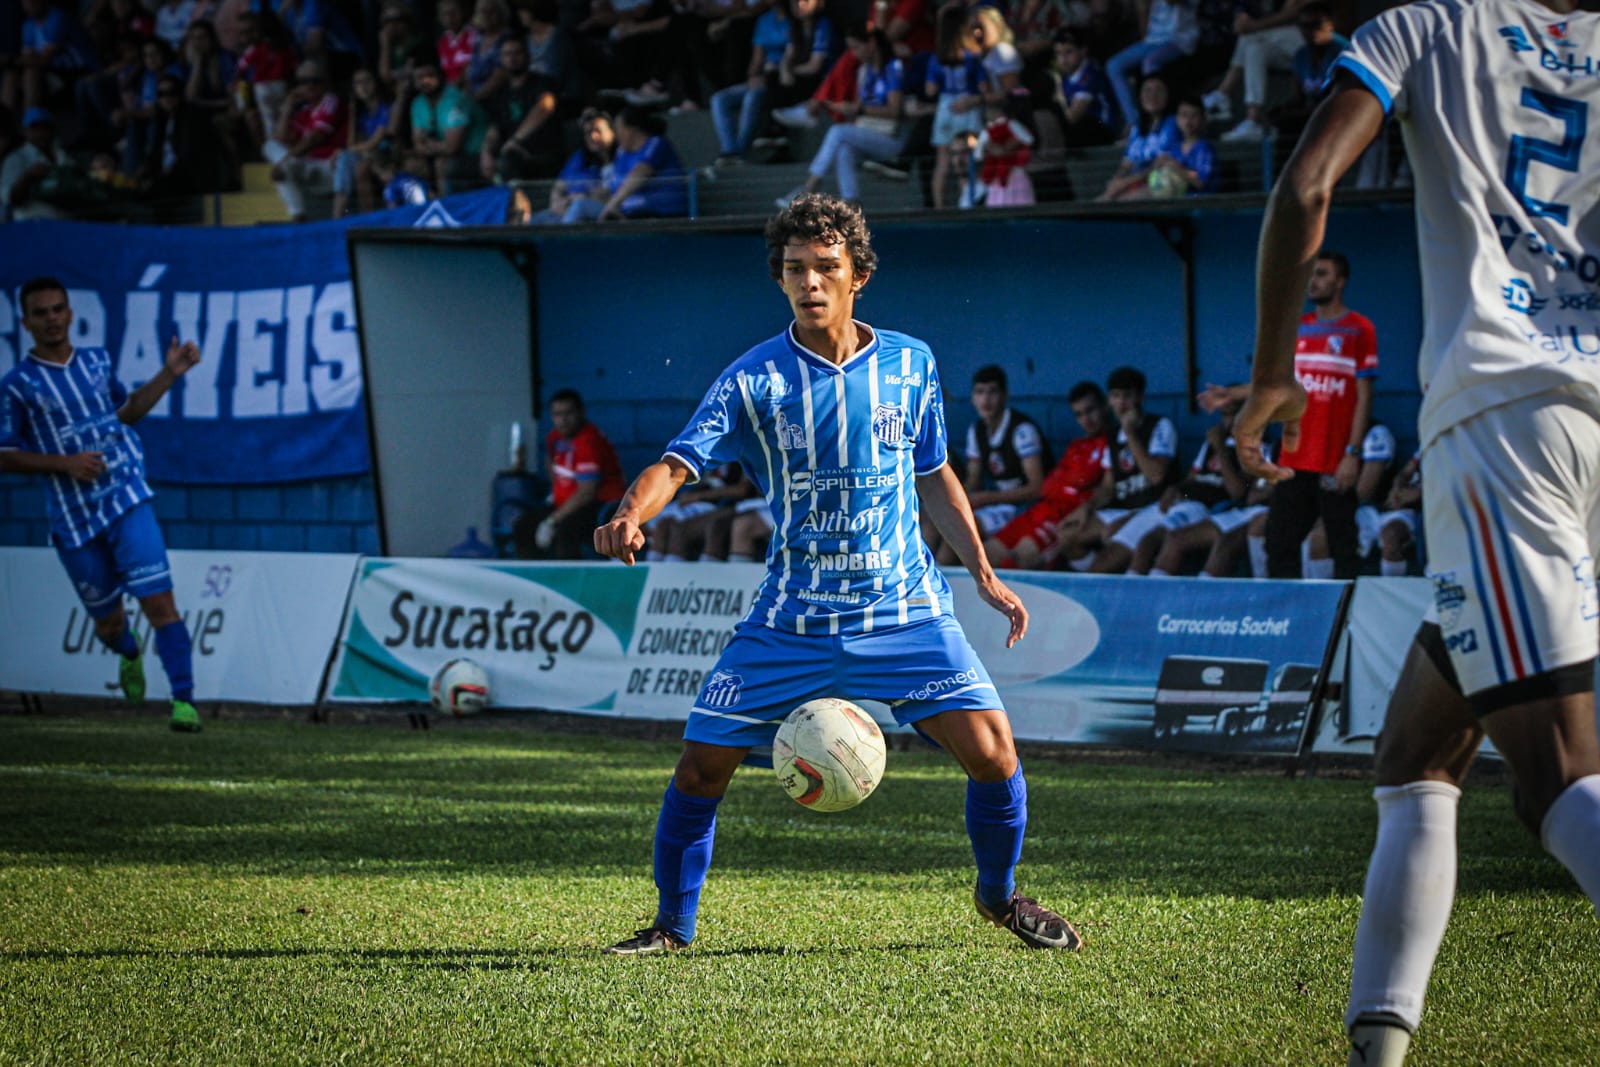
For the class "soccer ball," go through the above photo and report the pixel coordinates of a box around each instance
[772,698,887,812]
[429,658,490,716]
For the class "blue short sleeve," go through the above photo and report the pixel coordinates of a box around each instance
[0,379,28,451]
[664,368,750,481]
[912,355,948,475]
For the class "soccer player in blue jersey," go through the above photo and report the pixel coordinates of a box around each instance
[0,277,204,732]
[594,194,1081,955]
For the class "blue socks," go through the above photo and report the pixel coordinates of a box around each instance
[101,627,140,659]
[968,765,1028,911]
[653,780,722,944]
[154,620,195,703]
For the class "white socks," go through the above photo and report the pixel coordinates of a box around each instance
[1346,781,1461,1034]
[1248,535,1267,578]
[1541,774,1600,914]
[1305,556,1336,580]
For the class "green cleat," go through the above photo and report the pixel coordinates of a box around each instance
[169,700,202,733]
[119,655,146,704]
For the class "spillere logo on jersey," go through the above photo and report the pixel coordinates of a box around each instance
[772,698,888,813]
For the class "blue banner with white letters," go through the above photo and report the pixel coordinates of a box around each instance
[0,187,510,484]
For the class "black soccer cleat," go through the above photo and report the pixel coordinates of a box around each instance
[974,887,1083,951]
[602,926,685,956]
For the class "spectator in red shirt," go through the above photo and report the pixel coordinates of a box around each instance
[520,388,627,559]
[436,0,479,85]
[262,58,347,220]
[233,7,295,148]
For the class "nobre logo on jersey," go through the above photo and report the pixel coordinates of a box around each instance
[810,549,894,573]
[906,667,980,702]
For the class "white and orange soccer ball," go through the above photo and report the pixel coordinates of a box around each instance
[429,658,490,716]
[772,698,887,812]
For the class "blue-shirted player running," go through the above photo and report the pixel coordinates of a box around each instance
[594,195,1082,955]
[0,277,203,732]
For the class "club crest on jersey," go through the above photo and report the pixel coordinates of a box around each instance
[1433,572,1468,630]
[1549,20,1569,40]
[1502,278,1548,316]
[774,409,808,451]
[699,670,744,709]
[1326,334,1344,355]
[872,403,906,445]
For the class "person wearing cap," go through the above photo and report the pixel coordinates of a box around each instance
[1,107,72,221]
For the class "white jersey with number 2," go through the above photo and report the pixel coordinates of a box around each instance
[1333,0,1600,448]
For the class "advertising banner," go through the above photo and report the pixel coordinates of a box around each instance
[1310,577,1432,755]
[0,188,510,484]
[948,573,1349,753]
[0,546,358,703]
[327,562,1347,756]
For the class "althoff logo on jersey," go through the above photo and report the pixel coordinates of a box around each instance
[1503,278,1548,316]
[699,669,744,709]
[872,403,906,445]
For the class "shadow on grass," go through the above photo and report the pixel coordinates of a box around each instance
[2,942,941,965]
[0,718,1568,900]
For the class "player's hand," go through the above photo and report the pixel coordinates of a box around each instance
[594,514,646,565]
[1233,379,1305,483]
[534,516,557,551]
[1195,382,1235,414]
[62,451,106,482]
[165,337,200,375]
[977,573,1028,648]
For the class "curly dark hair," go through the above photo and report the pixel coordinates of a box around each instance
[764,194,879,282]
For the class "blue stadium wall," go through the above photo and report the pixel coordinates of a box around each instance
[1,198,1421,551]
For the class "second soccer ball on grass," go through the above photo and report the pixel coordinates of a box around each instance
[772,698,888,812]
[430,658,491,716]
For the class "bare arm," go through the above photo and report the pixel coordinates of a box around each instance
[971,451,1046,507]
[0,449,105,480]
[1335,376,1374,491]
[1234,76,1386,481]
[600,160,655,219]
[119,338,200,425]
[917,462,1028,647]
[594,457,693,564]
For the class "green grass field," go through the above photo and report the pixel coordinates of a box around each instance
[1,712,1595,1066]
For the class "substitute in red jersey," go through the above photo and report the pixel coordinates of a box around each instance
[1263,249,1376,579]
[520,388,626,558]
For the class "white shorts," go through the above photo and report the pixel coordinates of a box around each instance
[1109,502,1168,550]
[651,500,720,526]
[1356,504,1417,558]
[1424,386,1600,698]
[973,502,1021,536]
[1205,504,1267,536]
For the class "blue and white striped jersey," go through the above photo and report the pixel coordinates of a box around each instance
[666,323,952,635]
[0,347,153,548]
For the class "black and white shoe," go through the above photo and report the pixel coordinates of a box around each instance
[974,888,1083,950]
[602,926,684,955]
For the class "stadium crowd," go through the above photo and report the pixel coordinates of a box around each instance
[0,0,1405,222]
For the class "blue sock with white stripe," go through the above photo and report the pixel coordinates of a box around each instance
[101,628,140,659]
[153,621,194,703]
[968,765,1027,911]
[653,780,721,944]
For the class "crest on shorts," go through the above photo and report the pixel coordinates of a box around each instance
[1433,572,1467,630]
[872,403,906,446]
[700,670,744,709]
[1576,557,1598,621]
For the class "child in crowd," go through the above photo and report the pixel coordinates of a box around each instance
[924,4,986,210]
[1097,72,1177,201]
[973,91,1034,207]
[1144,93,1214,197]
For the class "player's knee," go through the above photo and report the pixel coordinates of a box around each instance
[672,751,737,797]
[139,592,179,627]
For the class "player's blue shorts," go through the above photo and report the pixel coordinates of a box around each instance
[54,501,173,618]
[686,613,1005,750]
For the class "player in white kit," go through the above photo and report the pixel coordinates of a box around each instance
[1232,1,1600,1063]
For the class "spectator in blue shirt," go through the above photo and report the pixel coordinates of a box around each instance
[378,147,433,206]
[778,24,906,207]
[707,0,794,164]
[1051,28,1114,147]
[5,0,96,115]
[924,3,985,210]
[333,66,396,216]
[528,105,615,224]
[1097,72,1178,200]
[1146,94,1216,196]
[594,103,687,220]
[266,0,364,76]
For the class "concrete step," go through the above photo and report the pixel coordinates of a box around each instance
[216,190,290,226]
[240,161,275,194]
